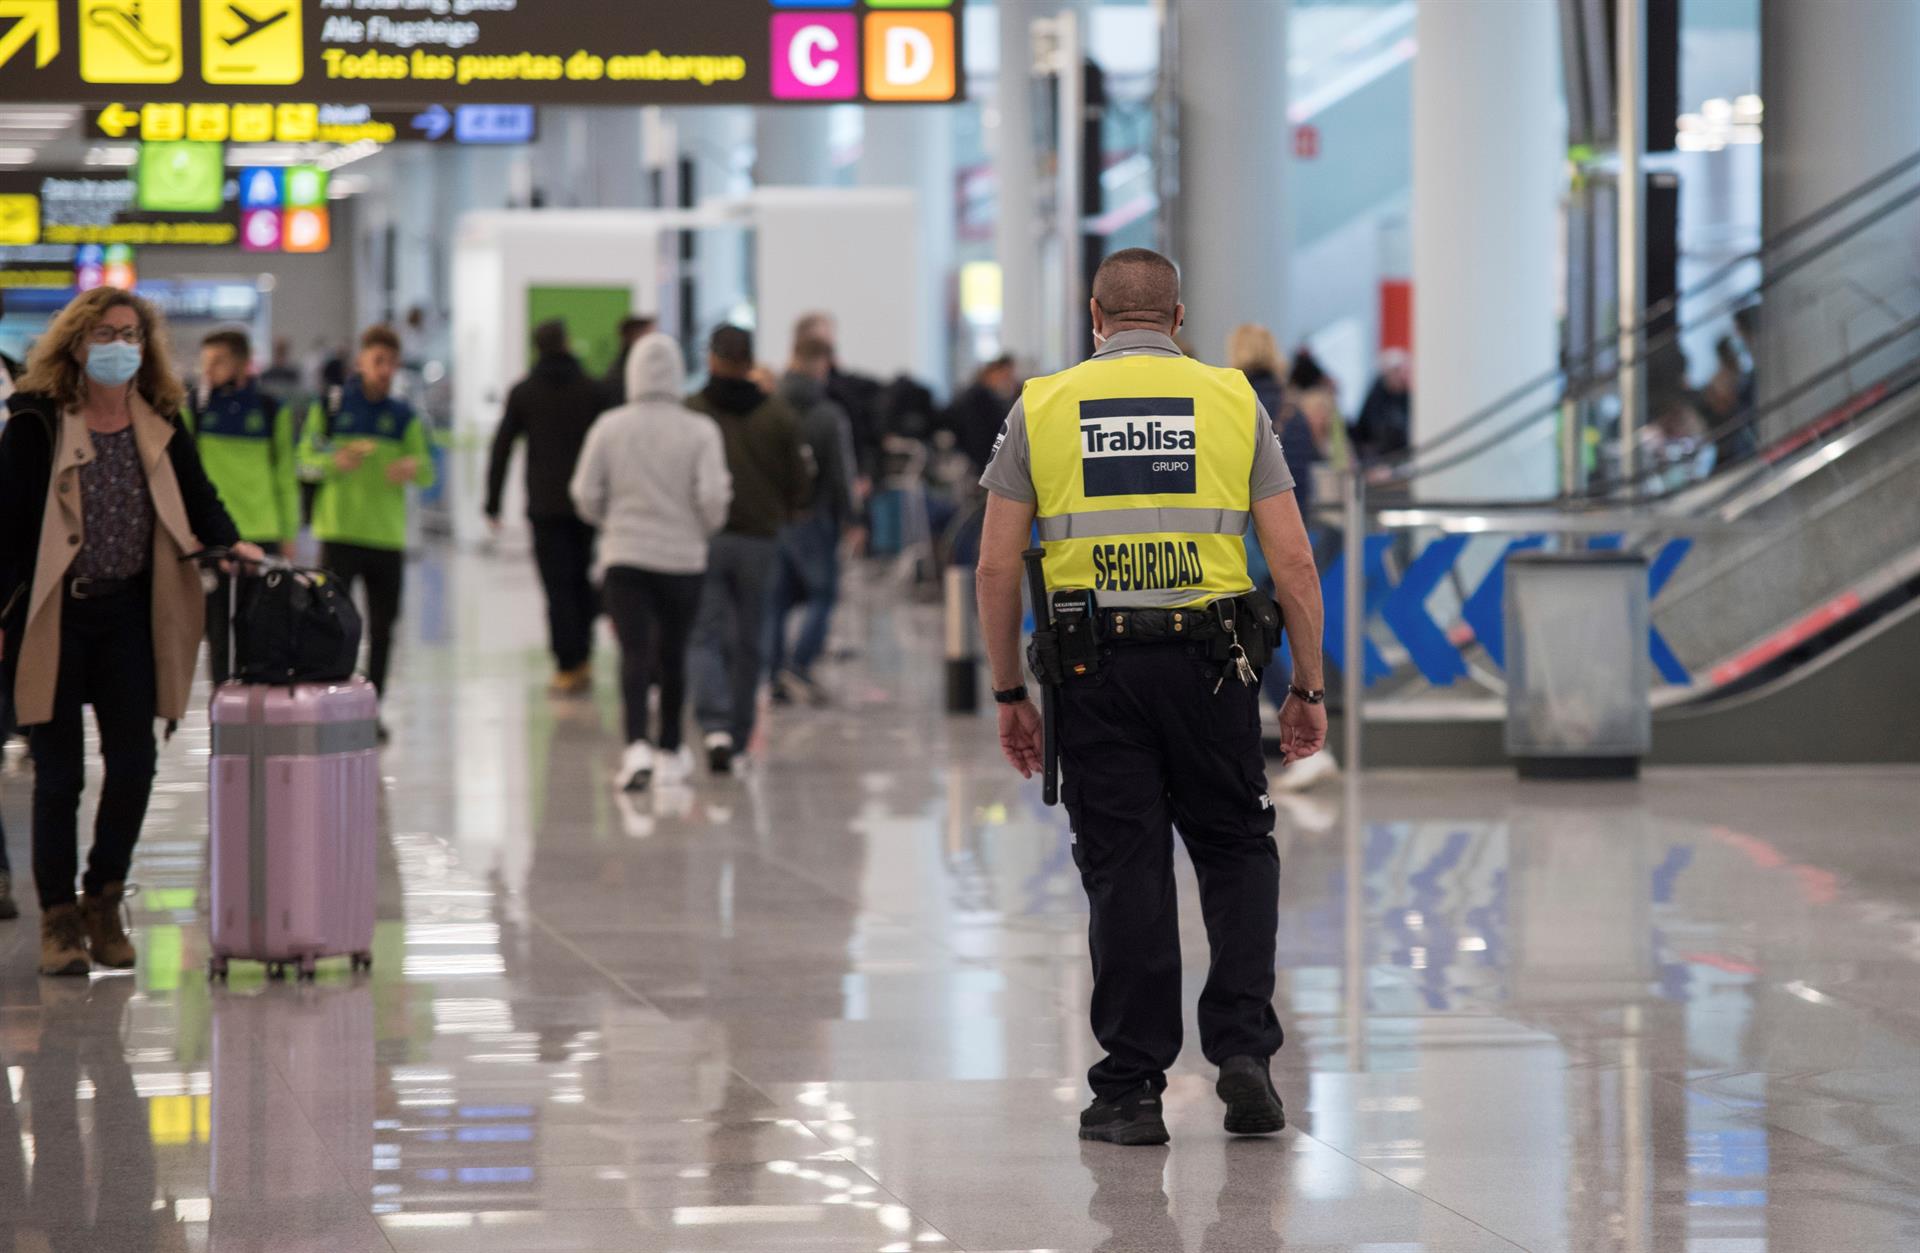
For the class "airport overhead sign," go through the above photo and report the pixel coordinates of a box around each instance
[0,1,965,106]
[0,168,240,247]
[87,100,538,144]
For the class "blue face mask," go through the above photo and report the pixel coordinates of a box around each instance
[85,341,143,388]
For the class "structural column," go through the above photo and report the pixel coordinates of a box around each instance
[1758,0,1920,433]
[1174,0,1289,365]
[754,108,838,187]
[859,107,957,392]
[1411,0,1561,499]
[992,0,1051,371]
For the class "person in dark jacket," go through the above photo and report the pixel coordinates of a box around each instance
[944,354,1018,476]
[486,320,610,695]
[599,314,656,409]
[683,325,810,774]
[1351,348,1412,463]
[767,336,859,706]
[0,288,259,977]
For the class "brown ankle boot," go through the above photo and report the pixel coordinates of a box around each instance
[39,904,90,977]
[79,884,137,970]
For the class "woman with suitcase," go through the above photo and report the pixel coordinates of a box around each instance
[0,288,261,977]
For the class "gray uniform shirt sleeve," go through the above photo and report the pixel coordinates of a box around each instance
[978,396,1035,502]
[1250,400,1296,501]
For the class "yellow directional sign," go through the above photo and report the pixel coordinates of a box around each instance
[0,194,41,246]
[80,0,182,85]
[94,102,139,137]
[0,0,58,71]
[201,0,303,86]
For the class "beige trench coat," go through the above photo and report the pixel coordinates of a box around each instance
[13,398,209,727]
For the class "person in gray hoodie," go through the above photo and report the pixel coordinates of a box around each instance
[570,332,732,791]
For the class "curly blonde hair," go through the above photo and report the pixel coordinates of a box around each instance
[16,287,186,416]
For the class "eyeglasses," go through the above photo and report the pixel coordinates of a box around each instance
[88,326,144,346]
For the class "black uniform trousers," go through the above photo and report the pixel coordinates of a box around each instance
[1058,640,1282,1100]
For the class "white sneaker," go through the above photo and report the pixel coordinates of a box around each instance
[1273,750,1341,793]
[655,746,696,785]
[619,741,655,792]
[704,731,735,776]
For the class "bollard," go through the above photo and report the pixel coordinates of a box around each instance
[944,565,979,713]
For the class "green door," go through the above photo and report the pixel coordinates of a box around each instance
[526,285,634,378]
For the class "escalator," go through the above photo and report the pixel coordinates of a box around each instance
[1329,149,1920,766]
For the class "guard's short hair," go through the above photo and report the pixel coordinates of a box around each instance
[792,336,834,368]
[618,315,655,342]
[709,324,754,366]
[202,328,252,362]
[1092,248,1180,326]
[359,323,401,355]
[532,318,569,358]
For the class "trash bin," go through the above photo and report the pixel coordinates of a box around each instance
[1504,551,1651,778]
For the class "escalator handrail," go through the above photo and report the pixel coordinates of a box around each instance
[1376,146,1920,472]
[1367,322,1920,516]
[1383,174,1920,489]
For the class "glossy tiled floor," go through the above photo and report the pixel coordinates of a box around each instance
[3,550,1920,1251]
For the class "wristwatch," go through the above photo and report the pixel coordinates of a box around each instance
[993,685,1030,705]
[1288,685,1326,705]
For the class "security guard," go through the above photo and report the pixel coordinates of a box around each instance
[185,328,299,683]
[977,248,1328,1146]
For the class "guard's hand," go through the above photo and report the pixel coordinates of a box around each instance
[333,446,368,473]
[1278,696,1328,765]
[385,456,419,485]
[997,699,1044,778]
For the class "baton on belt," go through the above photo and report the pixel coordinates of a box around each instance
[1021,546,1059,806]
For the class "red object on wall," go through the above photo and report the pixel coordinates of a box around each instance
[1379,279,1412,353]
[1292,125,1319,160]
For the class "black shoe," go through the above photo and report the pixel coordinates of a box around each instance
[704,732,734,775]
[1216,1056,1286,1136]
[1079,1083,1170,1146]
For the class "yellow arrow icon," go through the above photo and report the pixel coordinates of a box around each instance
[95,103,138,137]
[0,0,59,71]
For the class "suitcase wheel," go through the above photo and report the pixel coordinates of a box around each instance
[208,958,229,982]
[297,959,318,982]
[350,952,373,974]
[266,962,287,981]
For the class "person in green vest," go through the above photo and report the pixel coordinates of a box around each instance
[186,328,299,684]
[297,324,434,736]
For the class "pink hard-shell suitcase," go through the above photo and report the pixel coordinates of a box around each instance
[207,678,379,981]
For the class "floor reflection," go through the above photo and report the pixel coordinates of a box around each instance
[0,551,1918,1250]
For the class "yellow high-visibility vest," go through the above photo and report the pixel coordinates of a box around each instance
[1024,351,1257,608]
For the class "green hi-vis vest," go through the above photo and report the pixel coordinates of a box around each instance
[1025,352,1258,609]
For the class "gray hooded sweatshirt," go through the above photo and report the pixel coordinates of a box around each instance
[570,333,732,576]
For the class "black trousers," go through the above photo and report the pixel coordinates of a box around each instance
[320,542,404,696]
[530,516,599,672]
[204,540,283,685]
[1058,641,1282,1099]
[28,589,159,910]
[602,566,704,750]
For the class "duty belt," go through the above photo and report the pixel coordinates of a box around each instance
[1099,604,1230,645]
